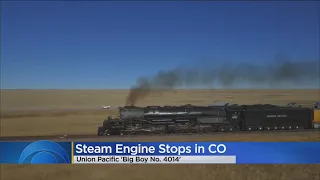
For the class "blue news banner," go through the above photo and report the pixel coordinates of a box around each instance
[0,140,319,164]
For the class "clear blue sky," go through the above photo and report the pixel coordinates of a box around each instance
[1,1,319,89]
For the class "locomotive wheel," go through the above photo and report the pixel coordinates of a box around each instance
[232,126,241,132]
[264,126,270,130]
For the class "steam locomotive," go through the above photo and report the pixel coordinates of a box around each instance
[97,102,320,136]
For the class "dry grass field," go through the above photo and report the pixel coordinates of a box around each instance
[1,89,319,136]
[1,89,320,180]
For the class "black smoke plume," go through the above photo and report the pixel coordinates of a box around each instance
[126,57,319,106]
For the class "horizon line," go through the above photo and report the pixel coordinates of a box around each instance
[1,88,319,91]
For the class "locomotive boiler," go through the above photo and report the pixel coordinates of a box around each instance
[97,102,317,136]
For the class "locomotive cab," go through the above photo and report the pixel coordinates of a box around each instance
[313,102,320,129]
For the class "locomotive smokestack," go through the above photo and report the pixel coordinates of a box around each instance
[126,56,319,106]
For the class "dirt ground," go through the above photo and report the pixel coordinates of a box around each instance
[0,89,320,180]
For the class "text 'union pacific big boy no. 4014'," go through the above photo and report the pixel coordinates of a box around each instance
[97,102,320,136]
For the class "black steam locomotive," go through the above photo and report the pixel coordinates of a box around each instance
[97,102,315,136]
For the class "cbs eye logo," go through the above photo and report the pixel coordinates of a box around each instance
[19,140,70,164]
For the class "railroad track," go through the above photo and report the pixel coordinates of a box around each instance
[0,129,319,141]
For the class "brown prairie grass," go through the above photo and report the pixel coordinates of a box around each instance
[2,164,319,180]
[1,89,319,137]
[1,89,319,110]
